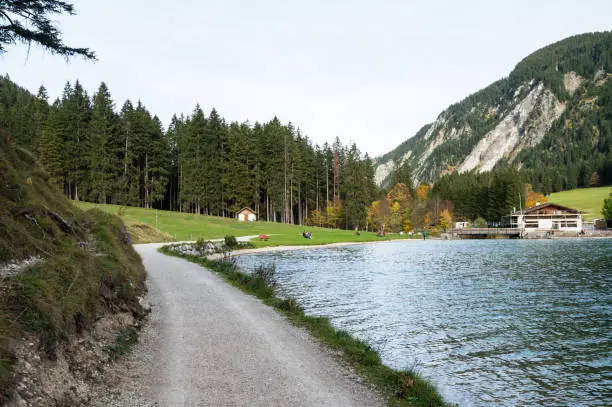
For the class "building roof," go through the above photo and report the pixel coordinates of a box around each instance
[237,207,256,214]
[510,202,581,215]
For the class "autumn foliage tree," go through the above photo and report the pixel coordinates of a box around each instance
[416,183,429,201]
[325,200,344,228]
[525,191,549,208]
[438,209,453,230]
[367,183,413,232]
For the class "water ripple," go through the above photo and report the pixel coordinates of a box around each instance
[237,239,612,406]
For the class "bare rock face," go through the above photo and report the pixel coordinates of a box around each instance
[5,312,141,407]
[374,160,395,186]
[457,82,565,173]
[374,79,569,185]
[373,33,612,186]
[374,151,414,186]
[563,71,583,96]
[418,122,471,170]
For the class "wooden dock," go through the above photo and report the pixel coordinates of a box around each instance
[450,228,522,239]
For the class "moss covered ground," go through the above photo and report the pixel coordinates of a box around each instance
[0,134,146,402]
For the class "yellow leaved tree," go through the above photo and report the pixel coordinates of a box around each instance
[416,184,429,201]
[526,191,548,208]
[438,209,452,230]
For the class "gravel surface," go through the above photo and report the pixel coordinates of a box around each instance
[100,243,383,407]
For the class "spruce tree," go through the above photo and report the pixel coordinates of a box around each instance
[118,100,140,206]
[0,0,96,59]
[88,82,118,203]
[39,99,66,188]
[62,80,91,200]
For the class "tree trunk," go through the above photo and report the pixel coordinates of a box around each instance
[144,153,149,209]
[298,184,302,225]
[326,164,329,209]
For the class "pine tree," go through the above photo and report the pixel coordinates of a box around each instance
[0,1,96,59]
[31,85,49,152]
[203,108,226,215]
[62,81,91,200]
[118,100,140,206]
[225,121,252,214]
[144,116,169,208]
[165,114,186,211]
[39,99,66,187]
[179,106,206,213]
[88,82,118,203]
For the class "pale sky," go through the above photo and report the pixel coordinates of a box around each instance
[1,1,611,157]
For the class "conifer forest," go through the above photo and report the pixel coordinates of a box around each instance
[0,76,377,229]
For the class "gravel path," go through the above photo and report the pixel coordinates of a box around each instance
[102,243,383,407]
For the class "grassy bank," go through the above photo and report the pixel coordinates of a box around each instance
[0,136,146,402]
[74,201,412,245]
[550,186,611,221]
[160,245,451,407]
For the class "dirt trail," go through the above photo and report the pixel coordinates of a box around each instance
[104,243,383,407]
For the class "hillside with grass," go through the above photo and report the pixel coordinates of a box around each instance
[75,201,412,246]
[549,186,612,221]
[0,133,146,405]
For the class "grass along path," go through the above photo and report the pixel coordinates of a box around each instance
[73,201,414,245]
[549,186,611,221]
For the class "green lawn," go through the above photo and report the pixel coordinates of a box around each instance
[549,186,611,221]
[73,201,409,245]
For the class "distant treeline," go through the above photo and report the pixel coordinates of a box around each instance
[2,73,608,230]
[0,76,377,228]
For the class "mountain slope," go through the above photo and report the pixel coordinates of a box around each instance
[376,32,612,190]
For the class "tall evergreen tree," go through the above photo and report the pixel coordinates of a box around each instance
[39,99,66,187]
[118,100,140,206]
[63,80,91,200]
[88,82,118,203]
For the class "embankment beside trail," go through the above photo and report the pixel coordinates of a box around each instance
[0,134,148,406]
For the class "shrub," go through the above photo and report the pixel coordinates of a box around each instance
[224,235,238,249]
[253,263,277,287]
[471,217,488,228]
[602,192,612,221]
[195,238,218,255]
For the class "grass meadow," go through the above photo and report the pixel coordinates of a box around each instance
[549,186,611,221]
[73,201,413,245]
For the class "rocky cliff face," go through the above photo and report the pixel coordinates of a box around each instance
[457,82,566,173]
[374,32,612,188]
[375,71,603,186]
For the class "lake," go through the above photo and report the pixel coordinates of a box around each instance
[236,239,612,406]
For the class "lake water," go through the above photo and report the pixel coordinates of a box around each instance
[237,239,612,406]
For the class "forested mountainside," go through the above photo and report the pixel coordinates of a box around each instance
[0,77,377,229]
[376,32,612,194]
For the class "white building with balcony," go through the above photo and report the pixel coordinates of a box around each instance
[503,202,582,232]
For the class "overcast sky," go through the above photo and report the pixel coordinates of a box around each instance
[1,1,611,157]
